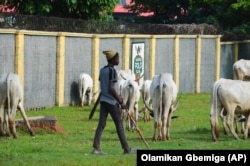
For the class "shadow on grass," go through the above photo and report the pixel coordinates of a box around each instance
[176,127,249,142]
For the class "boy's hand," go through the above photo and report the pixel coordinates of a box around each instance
[120,103,128,109]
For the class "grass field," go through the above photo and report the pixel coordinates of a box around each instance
[0,93,249,166]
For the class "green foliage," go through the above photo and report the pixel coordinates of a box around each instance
[0,93,249,165]
[126,0,250,35]
[232,0,250,10]
[3,0,119,21]
[126,0,190,23]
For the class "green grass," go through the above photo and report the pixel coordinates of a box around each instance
[0,93,249,166]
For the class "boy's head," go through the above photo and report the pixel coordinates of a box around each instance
[103,50,119,65]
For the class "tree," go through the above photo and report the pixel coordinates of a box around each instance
[0,0,119,21]
[126,0,250,32]
[125,0,190,23]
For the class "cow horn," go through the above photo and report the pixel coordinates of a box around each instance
[135,74,144,82]
[120,73,127,80]
[173,95,181,111]
[141,91,154,113]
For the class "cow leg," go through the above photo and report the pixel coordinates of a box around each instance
[234,116,239,134]
[210,105,221,142]
[79,90,83,107]
[157,121,162,140]
[152,121,157,141]
[78,79,84,107]
[126,111,131,131]
[243,114,250,140]
[220,108,229,135]
[129,112,133,130]
[142,107,146,122]
[166,108,173,140]
[162,116,167,141]
[162,108,168,141]
[4,108,10,136]
[152,109,158,141]
[226,110,240,140]
[0,105,5,135]
[133,103,139,130]
[18,103,34,136]
[88,89,92,106]
[9,98,20,138]
[8,116,16,138]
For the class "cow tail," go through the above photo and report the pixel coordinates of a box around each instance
[211,80,220,140]
[159,76,163,119]
[129,83,135,112]
[78,76,82,99]
[82,77,86,96]
[7,74,11,116]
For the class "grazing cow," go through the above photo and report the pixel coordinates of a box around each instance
[0,73,34,138]
[233,59,250,81]
[232,59,250,132]
[210,78,250,141]
[120,78,141,131]
[78,73,93,107]
[140,79,152,122]
[116,69,135,95]
[143,73,178,141]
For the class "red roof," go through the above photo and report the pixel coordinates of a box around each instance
[114,0,153,16]
[0,0,15,12]
[1,0,153,16]
[114,0,132,13]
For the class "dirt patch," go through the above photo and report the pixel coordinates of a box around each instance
[16,116,66,135]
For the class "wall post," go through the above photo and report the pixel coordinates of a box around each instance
[15,31,25,87]
[174,35,180,90]
[56,33,65,106]
[234,42,239,62]
[149,35,156,79]
[195,35,201,93]
[92,35,100,98]
[215,35,221,81]
[122,35,130,70]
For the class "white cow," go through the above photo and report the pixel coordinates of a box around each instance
[0,73,34,138]
[233,59,250,81]
[210,78,250,141]
[116,69,135,95]
[143,73,178,141]
[140,79,152,122]
[120,78,141,131]
[78,73,93,107]
[232,59,250,132]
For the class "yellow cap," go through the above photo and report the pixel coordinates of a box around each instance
[103,50,117,60]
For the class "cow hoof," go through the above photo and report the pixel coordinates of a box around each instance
[30,131,35,136]
[212,137,218,142]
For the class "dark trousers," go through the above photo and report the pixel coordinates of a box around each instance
[93,102,130,152]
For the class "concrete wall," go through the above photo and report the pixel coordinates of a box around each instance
[1,29,249,109]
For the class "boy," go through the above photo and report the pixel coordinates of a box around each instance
[92,50,136,155]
